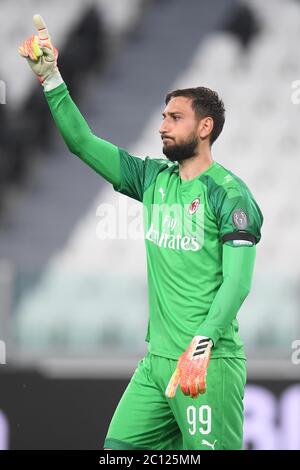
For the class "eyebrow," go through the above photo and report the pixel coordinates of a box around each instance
[162,111,184,117]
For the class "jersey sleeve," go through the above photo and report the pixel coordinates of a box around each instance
[113,149,171,202]
[212,183,263,246]
[195,243,256,345]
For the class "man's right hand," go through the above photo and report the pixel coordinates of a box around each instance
[18,14,63,91]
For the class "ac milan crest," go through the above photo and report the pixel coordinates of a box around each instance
[188,197,200,215]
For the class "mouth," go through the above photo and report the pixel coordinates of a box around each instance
[162,136,173,143]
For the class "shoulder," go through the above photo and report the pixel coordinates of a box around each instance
[203,163,263,244]
[143,157,177,191]
[144,156,177,178]
[204,162,255,202]
[145,156,176,170]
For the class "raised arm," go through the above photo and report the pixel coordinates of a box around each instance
[18,14,121,187]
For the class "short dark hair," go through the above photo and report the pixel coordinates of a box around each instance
[165,87,225,145]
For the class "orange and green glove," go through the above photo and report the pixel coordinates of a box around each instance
[18,14,63,91]
[165,336,213,399]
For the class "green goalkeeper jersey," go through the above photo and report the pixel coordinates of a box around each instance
[45,83,263,361]
[113,151,263,359]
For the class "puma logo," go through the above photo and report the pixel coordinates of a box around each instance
[159,187,165,202]
[201,439,217,450]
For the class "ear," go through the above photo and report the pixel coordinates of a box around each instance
[198,116,214,140]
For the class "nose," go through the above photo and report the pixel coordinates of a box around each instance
[159,120,169,136]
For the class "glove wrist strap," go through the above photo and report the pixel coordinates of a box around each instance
[192,336,213,358]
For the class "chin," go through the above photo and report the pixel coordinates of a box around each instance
[162,142,174,154]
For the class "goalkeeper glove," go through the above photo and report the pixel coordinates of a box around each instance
[18,14,63,91]
[165,336,213,399]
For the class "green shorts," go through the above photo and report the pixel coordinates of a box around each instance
[103,352,247,450]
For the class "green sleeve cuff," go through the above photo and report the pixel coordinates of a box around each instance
[194,326,219,347]
[44,81,67,98]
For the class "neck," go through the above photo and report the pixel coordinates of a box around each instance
[179,147,213,181]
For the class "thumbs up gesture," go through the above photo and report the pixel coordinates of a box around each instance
[19,15,62,90]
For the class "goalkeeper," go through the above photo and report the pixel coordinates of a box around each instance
[19,15,263,451]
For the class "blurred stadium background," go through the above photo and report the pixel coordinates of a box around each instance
[0,0,300,450]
